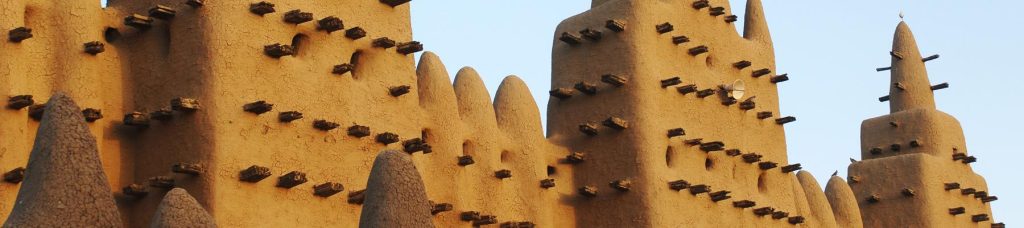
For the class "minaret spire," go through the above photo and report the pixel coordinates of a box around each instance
[743,0,773,47]
[888,21,937,113]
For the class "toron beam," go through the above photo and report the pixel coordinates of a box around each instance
[317,16,345,33]
[122,184,148,198]
[609,179,632,192]
[83,41,105,55]
[549,88,574,99]
[580,28,602,41]
[931,82,949,91]
[283,10,314,24]
[660,77,682,88]
[313,182,345,197]
[922,54,940,62]
[601,74,628,87]
[240,165,272,183]
[397,41,424,55]
[8,27,33,42]
[656,23,674,34]
[278,111,303,122]
[276,171,308,188]
[172,163,203,176]
[249,2,275,16]
[149,5,176,20]
[574,82,597,95]
[243,101,274,115]
[6,95,33,110]
[379,0,412,7]
[578,186,598,197]
[606,20,626,32]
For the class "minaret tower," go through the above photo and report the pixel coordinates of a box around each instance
[848,21,1000,227]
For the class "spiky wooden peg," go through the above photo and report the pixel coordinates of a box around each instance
[27,104,45,120]
[276,171,307,189]
[699,141,725,152]
[738,97,756,110]
[574,82,597,95]
[669,180,690,191]
[961,188,976,195]
[944,182,961,191]
[122,184,148,198]
[242,101,273,115]
[775,116,796,125]
[564,152,585,164]
[240,165,272,182]
[540,179,556,188]
[692,0,710,9]
[83,41,105,55]
[372,37,397,48]
[317,16,345,33]
[993,223,1006,228]
[963,156,977,164]
[731,61,752,70]
[124,14,154,30]
[656,23,674,34]
[8,27,33,42]
[185,0,204,8]
[661,77,682,88]
[81,108,103,122]
[667,128,686,138]
[376,132,400,145]
[758,162,778,170]
[972,214,990,222]
[313,182,344,197]
[283,10,313,24]
[721,97,738,106]
[772,211,789,220]
[603,117,628,130]
[457,155,475,166]
[149,176,175,189]
[884,143,901,152]
[688,46,709,56]
[278,111,303,122]
[752,69,772,78]
[725,15,738,23]
[347,189,366,204]
[474,215,498,226]
[397,41,424,55]
[709,190,731,199]
[172,163,203,176]
[684,138,703,145]
[332,63,355,75]
[579,123,598,136]
[974,191,988,199]
[848,175,861,183]
[733,200,756,208]
[264,43,294,58]
[6,95,33,110]
[949,207,966,215]
[742,153,763,163]
[606,19,626,32]
[3,168,25,184]
[380,0,412,7]
[757,111,773,119]
[402,138,431,154]
[249,2,276,16]
[170,98,201,112]
[345,27,367,40]
[788,216,806,225]
[982,196,998,203]
[867,194,881,203]
[549,88,574,99]
[931,82,950,91]
[460,211,481,221]
[696,89,716,98]
[579,28,602,41]
[901,188,916,197]
[922,54,940,62]
[770,74,789,83]
[725,149,742,156]
[609,179,632,192]
[313,120,340,131]
[677,84,698,95]
[877,66,892,72]
[390,85,412,97]
[781,164,802,173]
[600,74,628,87]
[430,202,453,215]
[150,109,173,121]
[149,5,176,20]
[123,111,151,126]
[890,51,904,60]
[579,186,598,197]
[688,184,711,195]
[709,7,726,16]
[347,125,371,138]
[495,169,512,179]
[672,36,690,45]
[753,207,774,216]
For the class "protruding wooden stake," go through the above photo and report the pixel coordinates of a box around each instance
[276,171,308,189]
[549,88,574,99]
[278,111,303,122]
[606,20,626,32]
[172,163,203,176]
[7,27,33,42]
[376,132,400,145]
[249,2,276,16]
[283,10,314,24]
[579,186,598,197]
[149,5,177,20]
[122,184,149,198]
[240,165,272,183]
[314,182,345,197]
[149,176,175,189]
[656,23,674,34]
[243,101,274,115]
[397,41,424,55]
[345,27,367,40]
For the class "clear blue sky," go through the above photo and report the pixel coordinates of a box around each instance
[98,0,1019,222]
[409,0,1023,222]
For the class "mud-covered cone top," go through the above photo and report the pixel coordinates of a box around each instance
[889,21,937,113]
[2,93,122,227]
[358,150,434,228]
[150,188,217,228]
